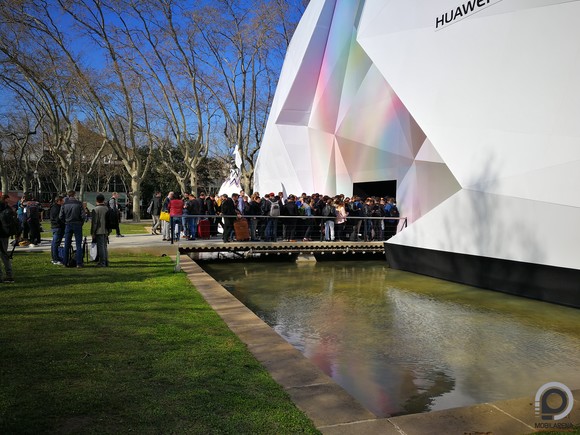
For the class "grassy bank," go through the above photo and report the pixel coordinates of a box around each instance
[0,252,319,434]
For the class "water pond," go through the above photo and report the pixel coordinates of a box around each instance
[201,260,580,417]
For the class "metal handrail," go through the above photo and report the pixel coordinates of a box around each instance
[166,213,406,244]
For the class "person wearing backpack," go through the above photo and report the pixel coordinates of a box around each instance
[323,198,337,241]
[60,190,86,268]
[0,195,17,283]
[263,193,280,242]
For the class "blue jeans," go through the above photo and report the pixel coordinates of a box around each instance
[63,222,84,266]
[249,218,258,240]
[265,218,278,241]
[182,215,196,238]
[170,216,182,241]
[181,214,191,237]
[324,220,335,241]
[189,217,198,239]
[51,227,64,262]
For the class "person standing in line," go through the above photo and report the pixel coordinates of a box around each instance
[220,193,238,243]
[301,197,315,241]
[168,193,184,242]
[108,192,124,237]
[205,193,218,237]
[263,194,280,242]
[60,190,86,268]
[187,192,204,240]
[150,191,162,235]
[335,199,348,241]
[383,197,399,240]
[91,194,109,267]
[49,195,65,265]
[282,194,298,242]
[323,198,336,241]
[160,191,173,241]
[181,192,192,239]
[238,190,246,214]
[248,193,262,241]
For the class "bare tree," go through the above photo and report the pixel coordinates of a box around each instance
[114,0,217,194]
[0,0,109,194]
[193,0,303,192]
[0,110,40,194]
[0,0,308,203]
[49,0,155,220]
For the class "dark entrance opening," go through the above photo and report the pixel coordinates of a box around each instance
[353,180,397,199]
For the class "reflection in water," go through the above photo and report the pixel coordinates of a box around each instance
[201,260,580,417]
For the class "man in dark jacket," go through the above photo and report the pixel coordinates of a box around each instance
[205,194,218,237]
[220,193,238,243]
[59,190,86,268]
[25,195,42,246]
[91,194,109,267]
[108,192,123,237]
[49,195,65,265]
[150,192,162,235]
[282,195,299,241]
[186,192,205,241]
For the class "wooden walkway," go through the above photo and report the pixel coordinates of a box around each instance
[178,239,385,258]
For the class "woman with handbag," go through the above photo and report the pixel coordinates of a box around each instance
[160,192,173,241]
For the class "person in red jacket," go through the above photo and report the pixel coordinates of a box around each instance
[168,193,184,242]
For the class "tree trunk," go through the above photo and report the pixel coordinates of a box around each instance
[189,171,198,196]
[131,176,141,222]
[78,174,85,201]
[1,174,8,195]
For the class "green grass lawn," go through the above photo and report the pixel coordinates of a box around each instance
[0,252,319,434]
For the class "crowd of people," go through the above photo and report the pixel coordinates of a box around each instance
[0,188,402,282]
[3,191,126,275]
[149,190,400,244]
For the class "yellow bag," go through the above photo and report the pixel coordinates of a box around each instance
[160,211,170,222]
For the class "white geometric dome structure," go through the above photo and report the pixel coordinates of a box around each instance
[254,0,580,307]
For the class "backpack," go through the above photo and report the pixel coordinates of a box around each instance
[0,206,20,237]
[269,202,280,217]
[26,201,40,220]
[389,205,399,218]
[105,207,118,231]
[323,205,335,217]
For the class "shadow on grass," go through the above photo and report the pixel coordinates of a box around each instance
[0,251,320,434]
